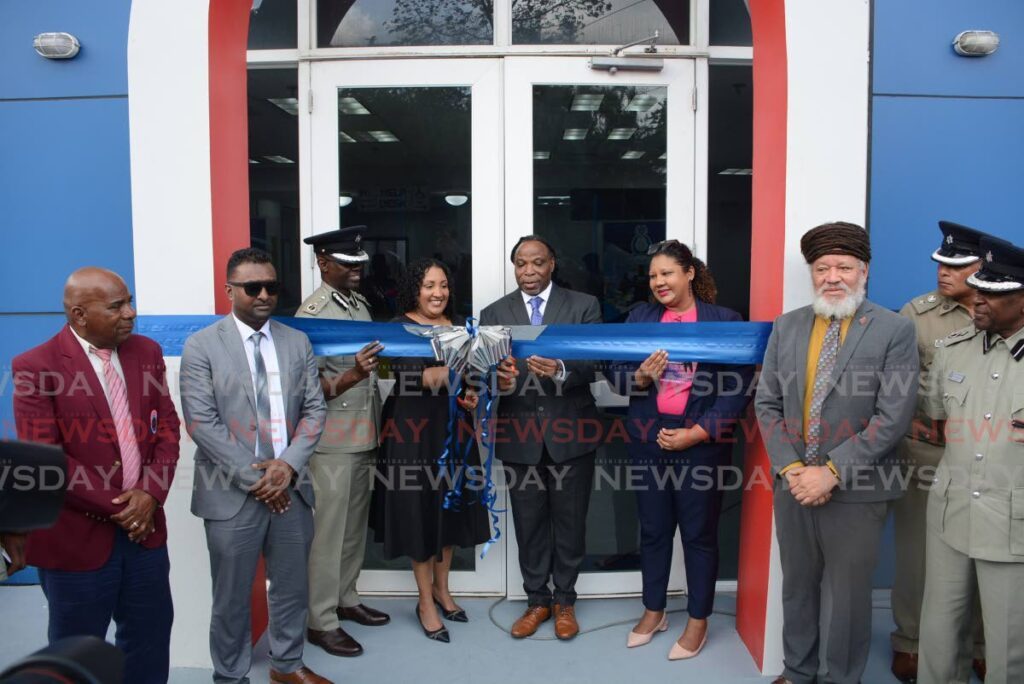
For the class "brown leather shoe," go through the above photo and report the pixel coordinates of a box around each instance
[270,666,333,684]
[553,603,579,640]
[306,628,363,657]
[973,658,986,681]
[338,603,391,626]
[890,650,918,682]
[510,605,551,638]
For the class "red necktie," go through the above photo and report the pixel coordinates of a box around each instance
[90,347,141,489]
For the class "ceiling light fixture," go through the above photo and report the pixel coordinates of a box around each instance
[445,194,469,207]
[264,155,295,164]
[718,168,752,175]
[368,130,399,142]
[339,131,357,143]
[607,127,637,140]
[625,93,659,112]
[268,97,299,116]
[338,96,371,114]
[534,151,551,160]
[563,128,587,140]
[570,94,604,111]
[338,195,354,207]
[621,151,645,160]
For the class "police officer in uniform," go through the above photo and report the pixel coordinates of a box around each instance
[890,222,986,682]
[919,235,1024,684]
[298,226,390,658]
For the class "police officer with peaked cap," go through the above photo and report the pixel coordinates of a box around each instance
[919,235,1024,684]
[890,221,987,682]
[297,226,390,657]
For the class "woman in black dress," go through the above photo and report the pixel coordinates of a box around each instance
[372,258,491,643]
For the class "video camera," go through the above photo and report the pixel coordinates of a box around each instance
[0,440,124,684]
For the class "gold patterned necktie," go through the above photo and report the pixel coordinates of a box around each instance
[805,318,841,465]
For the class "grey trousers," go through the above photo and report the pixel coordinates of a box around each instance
[919,532,1024,684]
[774,483,888,684]
[890,477,984,660]
[307,448,375,631]
[205,495,314,684]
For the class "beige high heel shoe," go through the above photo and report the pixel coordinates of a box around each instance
[667,632,707,661]
[626,613,668,648]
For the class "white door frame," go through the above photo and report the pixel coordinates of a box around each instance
[306,57,507,594]
[501,56,697,599]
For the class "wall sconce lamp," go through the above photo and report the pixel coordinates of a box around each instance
[952,30,999,57]
[33,33,81,59]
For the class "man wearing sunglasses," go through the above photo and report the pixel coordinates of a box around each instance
[297,226,390,658]
[181,247,330,684]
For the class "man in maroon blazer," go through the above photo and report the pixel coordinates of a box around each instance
[5,267,180,684]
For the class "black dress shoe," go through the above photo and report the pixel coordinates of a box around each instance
[306,628,363,657]
[415,606,450,643]
[337,603,391,626]
[434,597,468,623]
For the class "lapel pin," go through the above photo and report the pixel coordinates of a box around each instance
[859,316,867,326]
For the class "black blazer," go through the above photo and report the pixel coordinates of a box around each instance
[479,284,602,465]
[610,301,755,462]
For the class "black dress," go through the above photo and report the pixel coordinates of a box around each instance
[371,315,492,562]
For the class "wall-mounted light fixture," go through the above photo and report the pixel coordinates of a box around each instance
[33,32,80,59]
[444,194,469,207]
[952,30,1000,57]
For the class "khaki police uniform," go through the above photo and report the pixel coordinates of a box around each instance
[298,282,382,632]
[918,323,1024,683]
[890,291,982,657]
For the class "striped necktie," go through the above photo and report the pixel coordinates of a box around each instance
[90,347,141,489]
[805,318,841,465]
[529,296,544,325]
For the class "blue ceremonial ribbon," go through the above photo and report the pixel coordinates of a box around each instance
[136,316,772,363]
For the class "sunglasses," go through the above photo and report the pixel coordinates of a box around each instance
[229,280,281,297]
[647,239,681,255]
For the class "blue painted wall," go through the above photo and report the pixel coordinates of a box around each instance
[869,0,1024,311]
[0,0,134,444]
[868,0,1024,589]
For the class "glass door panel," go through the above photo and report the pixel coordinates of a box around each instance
[503,56,695,598]
[310,59,505,594]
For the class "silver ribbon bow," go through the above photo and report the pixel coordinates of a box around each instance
[406,323,512,374]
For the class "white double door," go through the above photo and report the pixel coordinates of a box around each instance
[307,56,696,597]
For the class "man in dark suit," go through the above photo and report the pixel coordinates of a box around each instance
[755,223,919,684]
[9,267,180,684]
[181,248,329,684]
[479,235,602,640]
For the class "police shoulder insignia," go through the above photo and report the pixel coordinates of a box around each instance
[942,325,977,347]
[304,294,328,315]
[353,291,372,309]
[910,292,942,315]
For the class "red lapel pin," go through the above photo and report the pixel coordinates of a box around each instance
[859,316,868,326]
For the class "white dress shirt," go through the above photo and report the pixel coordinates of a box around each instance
[233,315,288,457]
[69,325,125,412]
[518,281,566,380]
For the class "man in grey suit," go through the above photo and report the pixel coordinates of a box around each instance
[479,235,602,640]
[755,222,918,684]
[181,248,330,684]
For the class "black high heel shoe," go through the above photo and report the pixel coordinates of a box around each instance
[434,597,468,623]
[415,605,450,643]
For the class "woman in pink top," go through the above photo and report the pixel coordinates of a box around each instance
[610,241,754,660]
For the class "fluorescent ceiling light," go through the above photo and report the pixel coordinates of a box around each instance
[607,127,637,140]
[534,151,550,160]
[718,168,752,175]
[368,130,399,142]
[563,128,587,140]
[537,195,570,201]
[338,96,370,115]
[338,195,354,207]
[570,93,604,111]
[264,155,294,164]
[658,152,667,159]
[249,159,260,164]
[625,93,659,112]
[621,151,645,160]
[339,131,357,143]
[444,194,469,207]
[268,97,299,115]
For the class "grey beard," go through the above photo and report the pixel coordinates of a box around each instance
[812,283,866,319]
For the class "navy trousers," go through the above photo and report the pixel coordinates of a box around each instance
[38,529,173,684]
[632,441,724,618]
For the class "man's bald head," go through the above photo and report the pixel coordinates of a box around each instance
[64,267,136,349]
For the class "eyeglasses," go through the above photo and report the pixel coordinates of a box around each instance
[647,239,680,255]
[228,280,281,297]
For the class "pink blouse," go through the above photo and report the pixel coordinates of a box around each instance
[656,307,698,415]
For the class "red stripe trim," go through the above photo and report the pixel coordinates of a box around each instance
[208,0,253,315]
[208,0,268,644]
[738,0,789,672]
